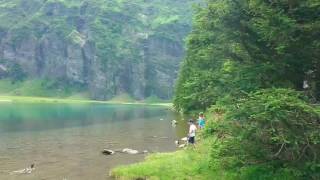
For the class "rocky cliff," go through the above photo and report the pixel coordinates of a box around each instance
[0,0,197,100]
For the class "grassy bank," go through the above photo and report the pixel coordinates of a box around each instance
[111,139,215,180]
[110,140,296,180]
[0,79,172,106]
[110,113,300,180]
[0,95,172,106]
[0,79,85,97]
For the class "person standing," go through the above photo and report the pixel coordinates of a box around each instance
[188,119,197,146]
[198,112,205,129]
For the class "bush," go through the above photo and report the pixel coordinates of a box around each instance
[209,88,320,179]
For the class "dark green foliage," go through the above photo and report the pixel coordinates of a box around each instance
[173,0,320,179]
[209,89,320,179]
[174,0,320,112]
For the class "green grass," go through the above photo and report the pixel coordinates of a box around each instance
[0,79,83,97]
[143,95,171,104]
[0,79,172,105]
[0,79,21,94]
[111,139,215,180]
[0,95,98,104]
[10,80,64,97]
[66,92,91,100]
[0,95,172,107]
[111,128,299,180]
[110,93,136,103]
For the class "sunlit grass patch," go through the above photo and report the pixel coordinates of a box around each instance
[111,140,214,180]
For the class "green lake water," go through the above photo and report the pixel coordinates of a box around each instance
[0,103,187,180]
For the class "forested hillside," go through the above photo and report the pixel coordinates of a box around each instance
[175,0,320,112]
[0,0,198,100]
[112,0,320,179]
[172,0,320,179]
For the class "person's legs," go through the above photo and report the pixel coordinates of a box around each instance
[188,136,193,143]
[188,136,196,148]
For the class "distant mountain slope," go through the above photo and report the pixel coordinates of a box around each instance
[0,0,198,100]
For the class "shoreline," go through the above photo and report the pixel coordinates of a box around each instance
[110,139,212,180]
[0,95,172,107]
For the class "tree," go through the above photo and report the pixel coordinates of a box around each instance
[210,89,320,179]
[174,0,320,112]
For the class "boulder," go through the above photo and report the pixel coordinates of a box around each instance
[181,137,188,141]
[178,144,186,148]
[122,148,139,155]
[10,164,35,175]
[175,140,179,146]
[102,149,115,155]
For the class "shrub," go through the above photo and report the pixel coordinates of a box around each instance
[209,88,320,179]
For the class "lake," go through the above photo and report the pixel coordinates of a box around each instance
[0,103,187,180]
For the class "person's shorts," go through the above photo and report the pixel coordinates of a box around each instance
[188,136,195,144]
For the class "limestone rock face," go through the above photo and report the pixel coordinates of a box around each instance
[0,0,198,100]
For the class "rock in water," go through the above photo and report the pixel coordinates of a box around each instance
[122,148,139,154]
[10,164,35,175]
[143,150,149,154]
[178,144,186,148]
[175,140,179,146]
[181,137,188,141]
[102,149,115,155]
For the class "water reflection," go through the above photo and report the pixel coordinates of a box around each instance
[0,103,171,133]
[0,103,187,180]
